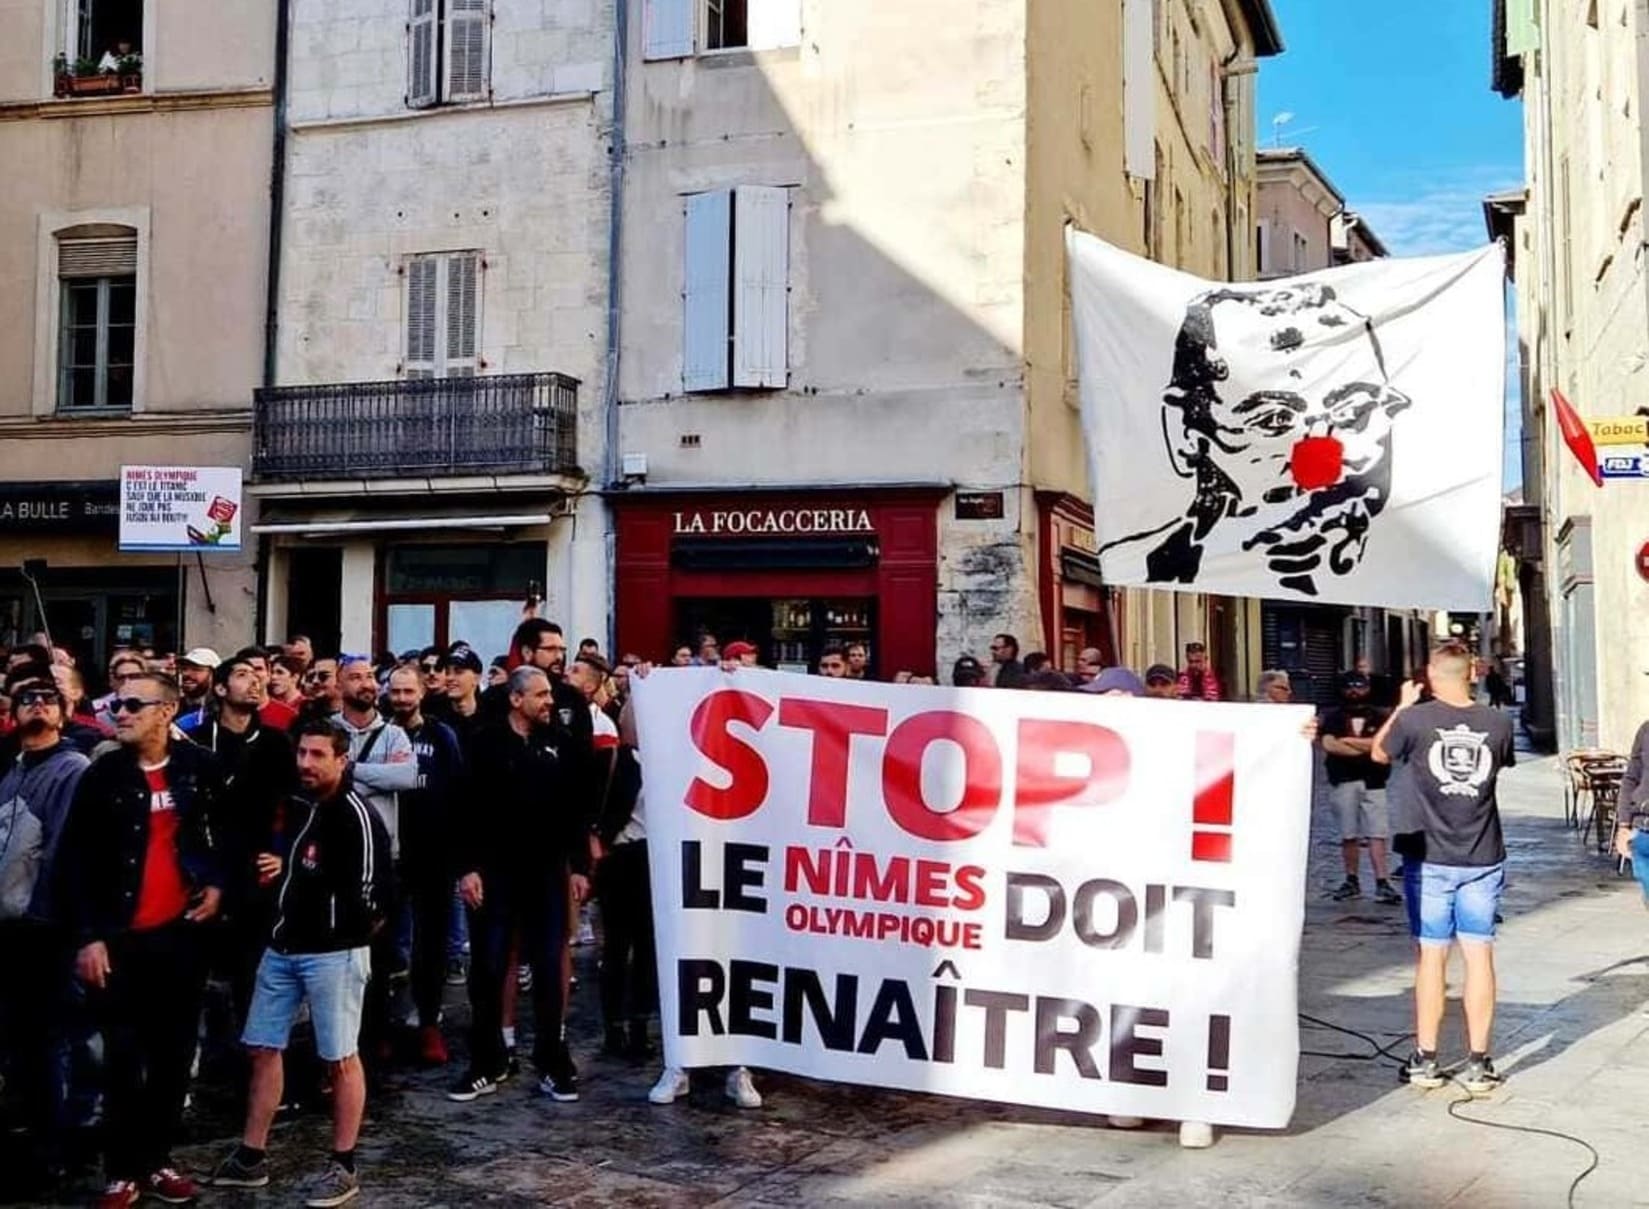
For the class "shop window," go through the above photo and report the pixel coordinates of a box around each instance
[408,0,490,109]
[642,0,799,59]
[404,251,480,378]
[56,226,137,412]
[683,186,789,391]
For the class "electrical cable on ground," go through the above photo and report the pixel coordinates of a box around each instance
[1298,1013,1601,1208]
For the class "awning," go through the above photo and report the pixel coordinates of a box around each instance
[251,513,553,536]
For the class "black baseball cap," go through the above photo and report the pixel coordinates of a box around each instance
[1144,663,1177,685]
[445,643,484,675]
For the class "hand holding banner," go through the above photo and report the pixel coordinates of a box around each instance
[632,669,1314,1129]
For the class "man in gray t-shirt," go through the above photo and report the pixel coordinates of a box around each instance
[1374,642,1515,1096]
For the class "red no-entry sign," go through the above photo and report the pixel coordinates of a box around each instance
[1638,540,1649,582]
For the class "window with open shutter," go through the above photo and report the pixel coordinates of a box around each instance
[408,0,439,108]
[644,0,695,60]
[731,185,789,388]
[682,190,732,392]
[445,0,489,102]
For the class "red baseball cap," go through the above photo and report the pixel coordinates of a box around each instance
[723,641,757,660]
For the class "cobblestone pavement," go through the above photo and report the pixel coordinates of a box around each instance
[37,750,1649,1207]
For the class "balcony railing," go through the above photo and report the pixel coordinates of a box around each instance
[252,372,580,483]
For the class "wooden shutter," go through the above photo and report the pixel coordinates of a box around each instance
[731,185,789,389]
[445,0,489,102]
[747,0,802,50]
[408,0,439,108]
[444,253,480,377]
[682,190,732,392]
[1123,0,1155,179]
[59,235,137,278]
[405,256,438,378]
[644,0,696,60]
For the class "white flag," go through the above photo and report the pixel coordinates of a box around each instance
[1067,230,1505,611]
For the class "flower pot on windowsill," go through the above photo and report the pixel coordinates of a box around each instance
[53,72,73,97]
[65,74,123,96]
[119,72,141,93]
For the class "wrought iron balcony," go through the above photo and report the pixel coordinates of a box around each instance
[252,372,580,483]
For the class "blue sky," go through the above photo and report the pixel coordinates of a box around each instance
[1256,0,1525,486]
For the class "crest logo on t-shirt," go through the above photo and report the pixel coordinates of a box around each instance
[1427,724,1494,797]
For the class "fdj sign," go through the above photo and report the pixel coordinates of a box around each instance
[1600,452,1649,480]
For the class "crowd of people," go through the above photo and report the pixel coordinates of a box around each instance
[0,614,1538,1205]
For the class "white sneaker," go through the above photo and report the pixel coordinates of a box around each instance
[1178,1121,1215,1149]
[725,1066,762,1108]
[648,1066,689,1105]
[1107,1115,1145,1129]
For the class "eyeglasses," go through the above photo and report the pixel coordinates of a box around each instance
[109,697,167,715]
[14,689,59,708]
[421,662,441,673]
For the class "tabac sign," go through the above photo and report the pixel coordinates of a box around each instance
[673,506,875,537]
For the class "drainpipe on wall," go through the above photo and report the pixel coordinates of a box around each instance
[255,0,292,644]
[1220,52,1256,282]
[601,0,630,651]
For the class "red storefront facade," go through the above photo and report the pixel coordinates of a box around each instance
[1035,491,1117,673]
[610,487,946,678]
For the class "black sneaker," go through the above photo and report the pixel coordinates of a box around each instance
[207,1148,270,1189]
[1374,879,1403,905]
[446,1070,500,1102]
[1331,877,1361,901]
[444,958,467,987]
[538,1046,579,1102]
[1399,1051,1444,1089]
[1461,1056,1502,1094]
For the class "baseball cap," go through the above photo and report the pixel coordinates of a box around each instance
[1144,663,1177,685]
[1085,667,1145,697]
[178,647,221,670]
[723,640,757,660]
[445,643,484,675]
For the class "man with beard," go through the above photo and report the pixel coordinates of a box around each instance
[1321,671,1400,905]
[57,672,225,1209]
[416,647,452,722]
[1098,282,1413,597]
[383,665,463,1066]
[448,668,590,1105]
[1176,641,1223,702]
[176,649,221,715]
[181,652,297,1019]
[333,657,416,1066]
[0,664,89,1193]
[207,720,390,1208]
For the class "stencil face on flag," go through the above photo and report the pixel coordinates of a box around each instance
[633,668,1313,1129]
[1067,230,1506,610]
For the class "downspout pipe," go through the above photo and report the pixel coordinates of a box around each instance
[1219,52,1256,282]
[255,0,291,644]
[601,0,629,650]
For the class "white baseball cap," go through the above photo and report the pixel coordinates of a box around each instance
[178,647,222,669]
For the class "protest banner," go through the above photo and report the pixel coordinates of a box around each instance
[119,465,243,552]
[631,668,1314,1129]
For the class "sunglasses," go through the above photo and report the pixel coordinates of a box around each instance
[421,662,441,672]
[109,697,167,715]
[14,688,60,708]
[304,671,334,682]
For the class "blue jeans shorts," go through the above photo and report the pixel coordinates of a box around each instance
[243,947,371,1061]
[1403,862,1505,946]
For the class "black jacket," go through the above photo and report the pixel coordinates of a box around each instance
[55,739,226,946]
[180,713,295,909]
[596,746,643,848]
[268,784,391,955]
[461,718,591,883]
[480,674,596,809]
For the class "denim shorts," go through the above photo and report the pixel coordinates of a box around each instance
[243,947,371,1061]
[1403,862,1505,946]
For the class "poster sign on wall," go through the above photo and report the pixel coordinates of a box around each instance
[632,668,1314,1129]
[119,466,243,552]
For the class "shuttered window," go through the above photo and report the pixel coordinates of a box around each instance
[682,185,789,393]
[406,252,481,379]
[444,0,489,102]
[409,0,489,108]
[57,228,138,412]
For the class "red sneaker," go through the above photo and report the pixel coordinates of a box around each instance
[93,1181,141,1209]
[419,1024,450,1066]
[144,1166,199,1204]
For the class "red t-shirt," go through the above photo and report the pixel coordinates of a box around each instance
[130,763,191,931]
[259,699,298,731]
